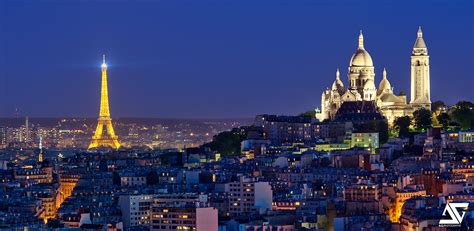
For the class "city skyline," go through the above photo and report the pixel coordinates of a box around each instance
[1,1,474,230]
[0,0,473,118]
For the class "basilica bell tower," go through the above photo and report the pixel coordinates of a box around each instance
[410,26,431,110]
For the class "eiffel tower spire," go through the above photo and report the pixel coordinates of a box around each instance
[89,55,121,149]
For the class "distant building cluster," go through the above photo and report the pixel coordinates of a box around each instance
[0,118,244,150]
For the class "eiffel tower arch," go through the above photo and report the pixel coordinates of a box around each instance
[89,55,121,149]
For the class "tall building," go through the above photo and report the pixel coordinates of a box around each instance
[25,116,30,143]
[119,194,154,229]
[225,177,273,216]
[410,26,431,110]
[0,126,6,147]
[89,55,121,149]
[38,136,44,162]
[58,173,79,207]
[318,27,431,124]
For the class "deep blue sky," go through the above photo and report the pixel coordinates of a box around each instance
[0,0,473,118]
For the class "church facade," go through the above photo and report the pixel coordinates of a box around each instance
[316,27,431,124]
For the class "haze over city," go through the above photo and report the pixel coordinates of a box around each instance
[0,0,472,118]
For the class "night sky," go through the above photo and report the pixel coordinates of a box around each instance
[0,0,472,118]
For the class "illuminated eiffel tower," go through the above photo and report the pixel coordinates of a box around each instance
[89,55,121,149]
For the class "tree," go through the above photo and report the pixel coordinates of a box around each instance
[437,112,451,129]
[450,101,474,129]
[354,120,389,144]
[394,116,411,137]
[376,120,389,144]
[202,127,247,156]
[413,108,432,130]
[299,110,317,118]
[431,100,446,112]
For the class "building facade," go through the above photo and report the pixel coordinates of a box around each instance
[255,115,316,145]
[351,132,379,150]
[150,194,217,231]
[118,194,154,229]
[225,177,273,216]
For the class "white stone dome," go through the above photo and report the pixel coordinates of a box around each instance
[377,68,392,95]
[350,49,374,67]
[349,30,374,67]
[331,68,345,93]
[378,79,391,92]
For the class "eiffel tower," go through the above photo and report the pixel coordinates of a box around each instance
[89,55,121,149]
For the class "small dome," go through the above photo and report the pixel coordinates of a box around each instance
[377,68,392,95]
[378,79,391,94]
[331,68,345,93]
[363,79,376,89]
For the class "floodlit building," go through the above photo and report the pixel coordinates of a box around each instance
[351,132,379,150]
[318,27,431,124]
[459,130,474,143]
